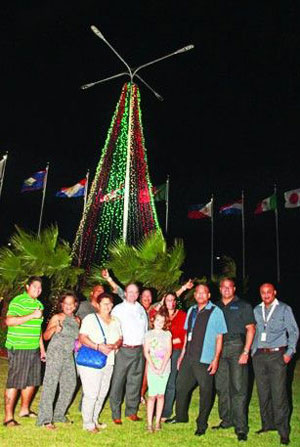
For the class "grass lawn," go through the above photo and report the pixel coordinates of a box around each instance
[0,358,299,447]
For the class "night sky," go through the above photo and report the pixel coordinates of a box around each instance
[1,2,300,309]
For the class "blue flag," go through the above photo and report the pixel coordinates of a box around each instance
[21,170,46,192]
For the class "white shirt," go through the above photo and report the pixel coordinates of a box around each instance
[80,314,122,365]
[111,300,148,345]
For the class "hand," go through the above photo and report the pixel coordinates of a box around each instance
[177,355,184,370]
[207,358,219,375]
[55,321,63,333]
[40,350,46,362]
[32,309,43,319]
[283,354,292,364]
[238,353,249,365]
[101,269,110,280]
[99,344,112,355]
[172,337,181,345]
[184,279,194,290]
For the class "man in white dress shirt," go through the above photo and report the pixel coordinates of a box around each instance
[109,283,148,424]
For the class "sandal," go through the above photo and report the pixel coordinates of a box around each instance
[147,425,154,433]
[3,419,20,427]
[20,411,37,418]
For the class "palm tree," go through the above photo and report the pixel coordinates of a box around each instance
[0,225,83,310]
[87,232,186,298]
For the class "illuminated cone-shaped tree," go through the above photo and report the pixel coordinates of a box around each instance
[72,82,161,269]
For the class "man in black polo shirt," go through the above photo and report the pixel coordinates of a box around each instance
[213,278,256,441]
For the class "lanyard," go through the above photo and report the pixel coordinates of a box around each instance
[261,300,277,328]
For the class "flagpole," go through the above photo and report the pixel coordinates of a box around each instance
[211,194,214,280]
[78,170,90,267]
[241,190,246,280]
[165,175,170,234]
[122,84,133,242]
[37,163,49,237]
[0,152,8,201]
[274,184,280,283]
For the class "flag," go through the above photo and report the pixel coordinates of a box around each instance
[188,201,212,219]
[99,185,124,203]
[255,194,277,214]
[56,178,87,198]
[284,188,300,208]
[153,183,167,202]
[21,170,46,192]
[219,199,242,215]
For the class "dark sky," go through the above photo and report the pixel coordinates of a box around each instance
[1,2,300,305]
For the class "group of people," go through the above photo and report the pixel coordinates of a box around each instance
[3,273,299,445]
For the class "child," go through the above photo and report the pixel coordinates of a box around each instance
[36,291,80,429]
[143,310,172,432]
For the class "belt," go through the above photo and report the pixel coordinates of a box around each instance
[122,344,142,349]
[257,346,286,353]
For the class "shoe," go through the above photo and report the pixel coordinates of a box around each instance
[280,436,290,445]
[255,428,276,434]
[194,429,206,436]
[212,422,232,430]
[127,414,142,422]
[113,419,123,425]
[237,433,247,441]
[165,417,178,424]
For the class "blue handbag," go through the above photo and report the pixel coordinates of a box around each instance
[76,314,108,369]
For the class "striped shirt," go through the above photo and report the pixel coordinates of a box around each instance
[5,292,44,350]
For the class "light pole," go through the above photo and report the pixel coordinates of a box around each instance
[81,25,194,242]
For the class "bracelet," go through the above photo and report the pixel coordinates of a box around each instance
[107,276,112,281]
[243,350,249,355]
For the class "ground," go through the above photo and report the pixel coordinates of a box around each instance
[0,358,299,447]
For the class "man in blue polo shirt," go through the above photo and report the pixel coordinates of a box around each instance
[165,284,227,436]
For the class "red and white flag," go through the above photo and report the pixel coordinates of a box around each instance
[284,188,300,208]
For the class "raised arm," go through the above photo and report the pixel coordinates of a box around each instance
[102,269,125,300]
[176,279,194,298]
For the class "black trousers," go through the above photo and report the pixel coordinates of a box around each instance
[253,350,290,438]
[175,356,214,431]
[215,340,248,434]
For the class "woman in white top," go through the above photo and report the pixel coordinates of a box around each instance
[78,292,122,433]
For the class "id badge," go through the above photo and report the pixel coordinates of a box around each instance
[261,332,267,342]
[187,332,192,342]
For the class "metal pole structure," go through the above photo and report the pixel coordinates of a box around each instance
[78,170,90,266]
[84,25,194,242]
[241,190,246,280]
[274,184,280,283]
[122,86,134,241]
[210,195,214,281]
[165,175,170,234]
[0,152,8,201]
[37,163,49,237]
